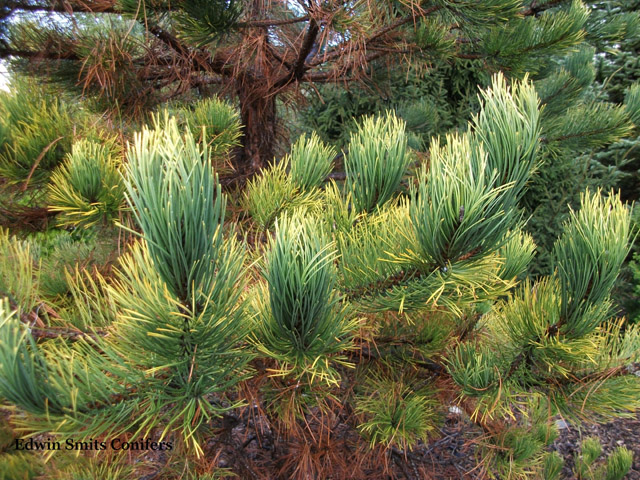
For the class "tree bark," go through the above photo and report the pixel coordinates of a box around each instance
[235,83,277,175]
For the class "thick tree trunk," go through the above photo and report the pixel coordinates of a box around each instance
[234,85,277,176]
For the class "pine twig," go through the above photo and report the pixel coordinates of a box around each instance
[21,136,64,191]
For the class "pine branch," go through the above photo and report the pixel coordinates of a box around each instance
[1,289,102,340]
[21,136,64,191]
[147,25,231,76]
[0,46,79,60]
[308,14,418,68]
[3,0,119,14]
[265,43,292,69]
[30,326,105,340]
[521,0,568,17]
[147,25,192,59]
[348,342,444,375]
[343,268,423,301]
[303,51,389,83]
[456,53,483,59]
[307,0,547,72]
[505,350,529,379]
[273,19,319,88]
[237,15,310,28]
[458,398,506,436]
[2,291,45,329]
[541,127,623,144]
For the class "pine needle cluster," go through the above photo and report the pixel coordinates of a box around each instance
[48,139,125,228]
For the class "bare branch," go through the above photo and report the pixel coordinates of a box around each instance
[21,136,64,192]
[309,7,442,69]
[30,326,106,341]
[456,53,482,59]
[303,50,389,83]
[309,15,410,68]
[146,25,235,77]
[273,19,319,88]
[265,43,292,69]
[292,20,319,79]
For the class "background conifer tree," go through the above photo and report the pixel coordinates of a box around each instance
[0,0,612,175]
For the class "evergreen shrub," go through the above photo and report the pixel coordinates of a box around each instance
[0,74,638,479]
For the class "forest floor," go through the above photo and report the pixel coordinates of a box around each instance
[412,407,640,479]
[159,370,640,480]
[9,402,637,480]
[550,409,640,480]
[201,402,640,479]
[549,363,640,480]
[426,364,640,480]
[194,363,640,479]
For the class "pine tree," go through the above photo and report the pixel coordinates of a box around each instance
[1,73,637,478]
[587,0,640,204]
[1,111,252,457]
[0,0,602,175]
